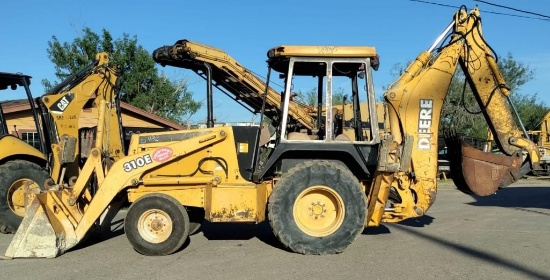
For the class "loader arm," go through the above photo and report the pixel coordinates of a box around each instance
[152,40,316,131]
[40,52,125,184]
[5,126,228,258]
[374,7,541,223]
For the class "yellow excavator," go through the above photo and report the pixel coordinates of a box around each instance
[3,6,542,258]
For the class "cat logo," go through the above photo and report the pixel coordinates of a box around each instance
[49,93,74,114]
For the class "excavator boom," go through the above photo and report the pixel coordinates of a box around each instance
[377,7,541,224]
[152,40,316,130]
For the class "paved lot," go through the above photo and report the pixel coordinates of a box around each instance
[2,179,550,280]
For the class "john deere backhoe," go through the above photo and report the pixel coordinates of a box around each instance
[3,6,543,258]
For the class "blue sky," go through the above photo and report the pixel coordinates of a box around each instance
[2,0,549,123]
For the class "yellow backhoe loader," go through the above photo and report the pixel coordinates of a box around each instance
[0,54,125,234]
[525,111,550,175]
[537,112,550,175]
[3,6,543,258]
[0,73,49,234]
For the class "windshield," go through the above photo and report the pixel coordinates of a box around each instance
[277,57,379,143]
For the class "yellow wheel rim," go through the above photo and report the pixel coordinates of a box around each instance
[137,209,173,244]
[7,179,33,217]
[293,185,345,237]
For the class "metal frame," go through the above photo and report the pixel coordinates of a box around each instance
[278,57,380,144]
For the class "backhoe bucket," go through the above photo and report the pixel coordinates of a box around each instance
[4,192,77,258]
[445,134,522,196]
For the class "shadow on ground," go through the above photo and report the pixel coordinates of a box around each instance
[388,221,550,279]
[70,218,126,252]
[361,214,435,235]
[201,221,288,251]
[467,185,550,211]
[72,213,438,253]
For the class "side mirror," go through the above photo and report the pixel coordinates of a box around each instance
[371,56,380,71]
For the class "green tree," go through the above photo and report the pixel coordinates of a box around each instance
[295,88,317,107]
[42,28,201,124]
[295,87,345,107]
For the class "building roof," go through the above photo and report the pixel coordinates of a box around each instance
[0,99,34,114]
[0,98,186,130]
[119,102,186,130]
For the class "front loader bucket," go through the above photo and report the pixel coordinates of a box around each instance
[4,193,77,258]
[445,133,522,196]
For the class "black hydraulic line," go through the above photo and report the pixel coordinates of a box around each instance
[115,89,126,156]
[203,62,214,128]
[0,106,6,136]
[23,80,48,155]
[317,76,323,130]
[252,66,272,176]
[170,157,229,179]
[506,95,529,138]
[194,70,257,115]
[46,59,98,95]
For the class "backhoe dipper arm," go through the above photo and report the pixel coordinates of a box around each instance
[40,53,125,183]
[152,40,316,130]
[377,7,541,223]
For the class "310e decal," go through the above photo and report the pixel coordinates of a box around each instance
[122,147,174,172]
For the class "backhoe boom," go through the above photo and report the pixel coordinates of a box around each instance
[378,7,541,223]
[153,40,316,130]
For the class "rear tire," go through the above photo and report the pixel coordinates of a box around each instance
[268,161,366,255]
[0,160,49,234]
[125,194,190,256]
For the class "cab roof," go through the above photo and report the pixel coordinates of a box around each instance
[266,45,379,75]
[267,45,377,59]
[0,72,31,91]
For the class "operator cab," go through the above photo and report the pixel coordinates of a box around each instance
[0,73,33,136]
[0,73,47,154]
[266,45,381,144]
[255,45,384,180]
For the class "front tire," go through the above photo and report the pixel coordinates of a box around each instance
[268,161,366,255]
[0,160,49,234]
[125,193,190,256]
